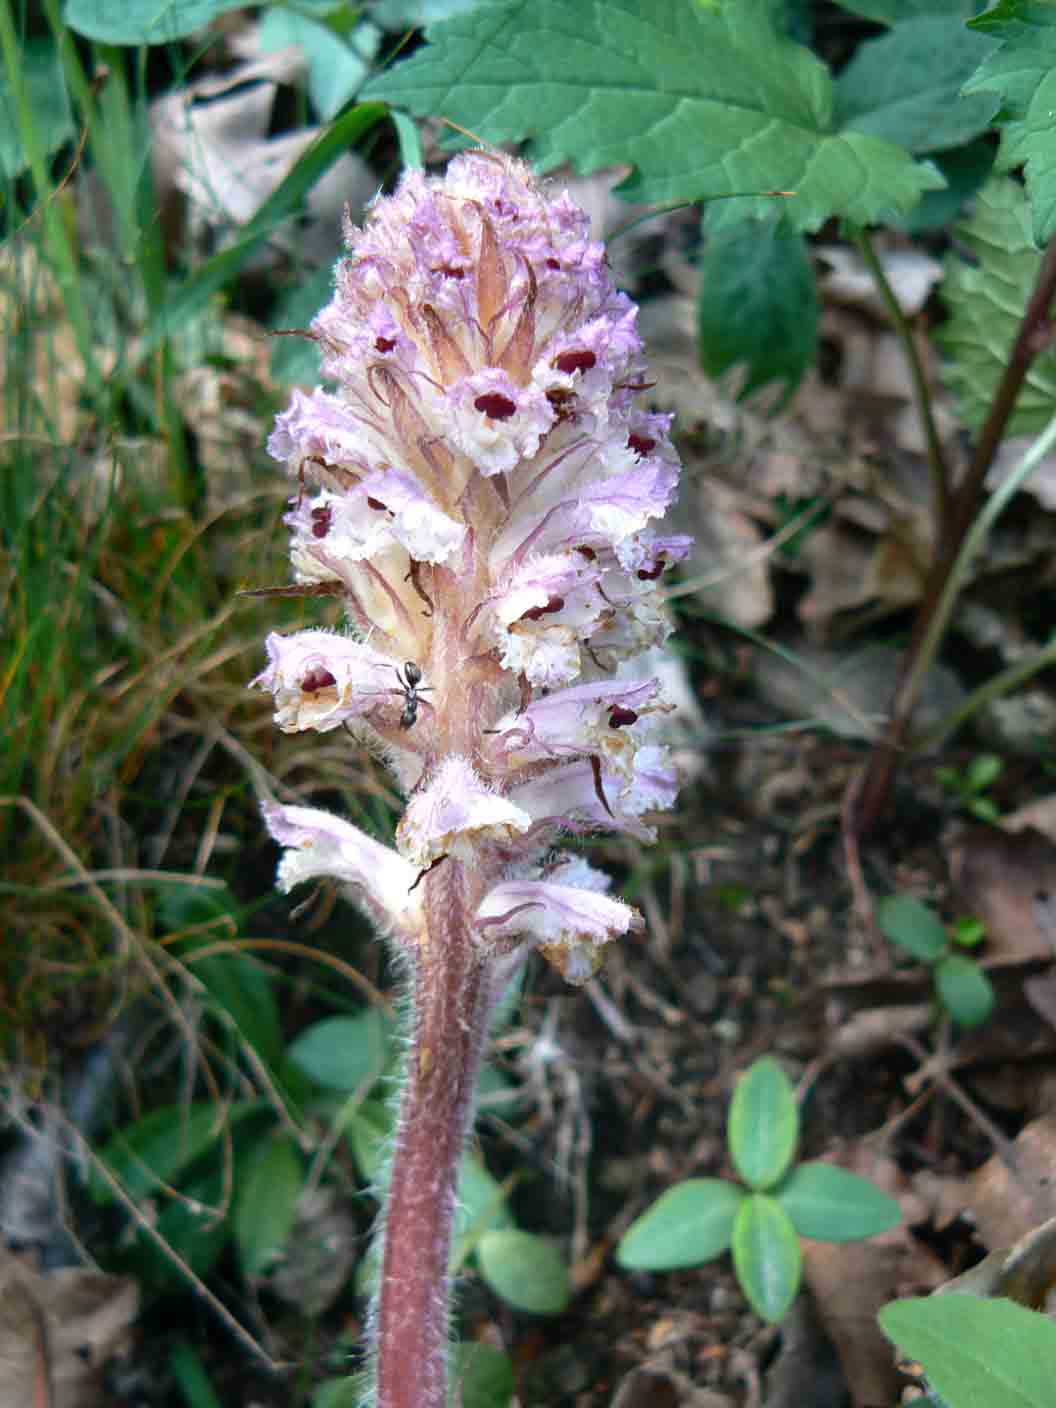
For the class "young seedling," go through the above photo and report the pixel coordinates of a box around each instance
[876,894,995,1029]
[616,1057,900,1324]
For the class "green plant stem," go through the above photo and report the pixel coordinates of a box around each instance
[851,235,1056,837]
[851,225,950,525]
[0,0,96,387]
[922,634,1056,752]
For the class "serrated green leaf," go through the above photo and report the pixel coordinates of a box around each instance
[728,1057,798,1190]
[617,1179,743,1271]
[731,1194,801,1323]
[876,893,948,962]
[777,1162,902,1241]
[937,174,1056,433]
[697,213,817,405]
[879,1294,1056,1407]
[476,1229,570,1314]
[289,1010,392,1092]
[65,0,249,43]
[963,7,1056,241]
[448,1342,515,1408]
[362,0,942,232]
[935,953,996,1027]
[895,138,996,233]
[834,17,998,154]
[0,39,75,182]
[234,1136,304,1274]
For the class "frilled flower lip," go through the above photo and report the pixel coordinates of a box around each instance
[489,677,664,770]
[252,630,415,734]
[396,756,532,867]
[474,858,643,984]
[287,471,466,570]
[262,801,422,923]
[510,743,678,841]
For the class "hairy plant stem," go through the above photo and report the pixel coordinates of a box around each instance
[374,857,496,1408]
[851,234,1056,838]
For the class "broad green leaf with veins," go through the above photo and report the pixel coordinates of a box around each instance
[963,5,1056,243]
[938,175,1056,434]
[362,0,943,232]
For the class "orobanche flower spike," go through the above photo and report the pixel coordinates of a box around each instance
[255,150,690,1408]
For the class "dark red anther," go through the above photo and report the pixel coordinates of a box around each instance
[366,496,388,511]
[546,257,561,270]
[554,349,597,375]
[474,393,517,420]
[374,336,397,353]
[432,264,465,280]
[301,667,337,694]
[636,561,665,581]
[576,545,597,561]
[310,505,333,539]
[628,433,657,457]
[608,705,638,728]
[520,595,565,622]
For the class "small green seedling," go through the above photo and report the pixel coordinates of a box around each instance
[935,753,1004,823]
[616,1057,901,1324]
[876,894,995,1029]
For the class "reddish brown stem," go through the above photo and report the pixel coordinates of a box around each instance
[850,235,1056,838]
[373,859,494,1408]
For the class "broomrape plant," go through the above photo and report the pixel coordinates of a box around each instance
[255,151,689,1408]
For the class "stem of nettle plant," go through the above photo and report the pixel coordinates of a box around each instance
[372,861,503,1408]
[850,234,1056,839]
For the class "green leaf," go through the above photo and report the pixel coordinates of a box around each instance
[938,173,1056,431]
[879,1294,1056,1407]
[312,1378,363,1408]
[448,1342,516,1408]
[476,1229,571,1314]
[952,915,986,948]
[168,1339,225,1408]
[150,1172,231,1289]
[65,0,249,43]
[776,1162,902,1242]
[876,893,949,962]
[834,17,998,154]
[728,1057,798,1190]
[895,138,996,233]
[234,1135,304,1274]
[731,1194,801,1324]
[451,1153,515,1267]
[371,0,485,25]
[835,1,980,20]
[271,270,332,385]
[179,940,285,1076]
[258,12,381,120]
[0,39,75,182]
[362,0,943,232]
[963,6,1056,242]
[696,212,817,405]
[935,953,996,1027]
[92,1100,259,1202]
[288,1010,392,1092]
[967,753,1004,791]
[616,1179,743,1271]
[344,1098,393,1182]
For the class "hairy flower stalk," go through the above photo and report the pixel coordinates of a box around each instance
[257,152,689,1408]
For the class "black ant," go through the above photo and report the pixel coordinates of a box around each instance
[396,660,429,729]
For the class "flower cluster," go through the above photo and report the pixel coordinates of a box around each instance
[257,151,690,982]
